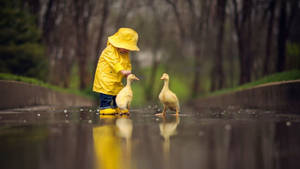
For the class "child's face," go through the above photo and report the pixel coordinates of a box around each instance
[118,48,130,54]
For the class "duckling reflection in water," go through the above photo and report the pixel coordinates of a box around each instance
[160,117,180,152]
[156,73,180,117]
[116,117,133,168]
[93,116,133,169]
[159,116,180,169]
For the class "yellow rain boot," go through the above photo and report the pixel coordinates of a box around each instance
[99,108,117,115]
[99,114,117,119]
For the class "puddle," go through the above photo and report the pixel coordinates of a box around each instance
[0,107,300,169]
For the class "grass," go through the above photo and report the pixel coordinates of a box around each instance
[206,69,300,97]
[0,73,93,99]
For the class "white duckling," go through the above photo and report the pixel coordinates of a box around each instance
[116,74,139,114]
[156,73,180,116]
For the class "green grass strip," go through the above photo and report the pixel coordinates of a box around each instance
[0,73,93,99]
[205,69,300,97]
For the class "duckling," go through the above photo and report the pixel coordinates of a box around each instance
[116,74,139,114]
[156,73,180,116]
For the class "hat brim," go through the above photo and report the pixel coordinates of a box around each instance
[108,37,140,51]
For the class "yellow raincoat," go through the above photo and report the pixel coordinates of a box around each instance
[93,28,139,95]
[93,43,131,95]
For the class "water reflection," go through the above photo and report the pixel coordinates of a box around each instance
[93,115,133,169]
[1,107,300,169]
[159,116,180,169]
[116,117,133,169]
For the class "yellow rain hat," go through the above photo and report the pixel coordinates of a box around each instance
[108,28,140,51]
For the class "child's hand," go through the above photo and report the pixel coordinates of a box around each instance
[120,70,131,76]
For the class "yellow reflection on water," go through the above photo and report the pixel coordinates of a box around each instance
[93,115,133,169]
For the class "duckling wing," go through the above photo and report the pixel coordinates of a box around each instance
[166,90,179,103]
[160,90,180,110]
[116,87,133,109]
[116,89,128,109]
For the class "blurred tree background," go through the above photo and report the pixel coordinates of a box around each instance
[0,0,299,107]
[0,0,47,81]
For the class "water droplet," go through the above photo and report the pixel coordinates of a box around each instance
[65,114,69,117]
[89,109,92,112]
[286,121,292,126]
[37,113,40,117]
[80,108,84,112]
[97,109,100,112]
[225,124,232,130]
[64,109,67,113]
[156,118,159,121]
[88,120,92,123]
[148,105,152,109]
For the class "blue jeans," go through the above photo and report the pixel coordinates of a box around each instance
[99,93,117,109]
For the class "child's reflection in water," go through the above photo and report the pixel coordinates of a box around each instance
[93,115,133,169]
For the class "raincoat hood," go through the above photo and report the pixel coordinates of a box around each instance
[108,28,140,51]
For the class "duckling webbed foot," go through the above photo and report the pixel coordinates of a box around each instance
[119,109,130,116]
[156,105,167,117]
[170,112,180,117]
[155,113,166,117]
[173,109,180,116]
[155,110,167,117]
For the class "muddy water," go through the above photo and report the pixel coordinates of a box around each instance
[0,106,300,169]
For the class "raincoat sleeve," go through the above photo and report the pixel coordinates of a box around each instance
[102,48,125,73]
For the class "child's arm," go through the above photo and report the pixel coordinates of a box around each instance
[102,48,129,74]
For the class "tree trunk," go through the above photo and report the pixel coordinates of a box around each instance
[73,0,93,89]
[233,0,253,85]
[94,0,110,70]
[211,0,227,91]
[165,0,186,41]
[263,0,277,75]
[145,1,162,101]
[192,45,202,98]
[191,1,208,98]
[276,0,287,72]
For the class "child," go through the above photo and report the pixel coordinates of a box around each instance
[93,28,140,115]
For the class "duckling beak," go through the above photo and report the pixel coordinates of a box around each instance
[134,77,140,81]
